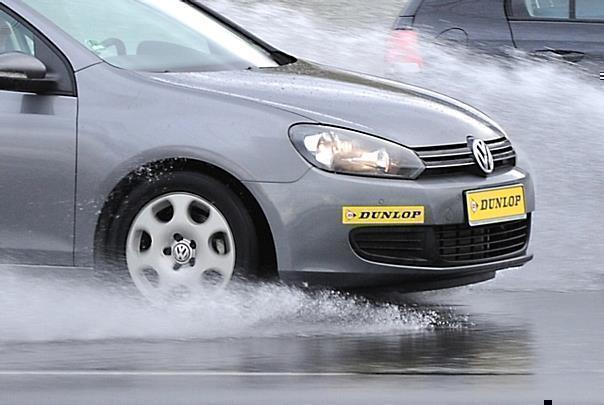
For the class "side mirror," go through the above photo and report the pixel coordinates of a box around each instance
[0,52,58,94]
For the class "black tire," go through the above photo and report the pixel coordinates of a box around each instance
[95,170,260,289]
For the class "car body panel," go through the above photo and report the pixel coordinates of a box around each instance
[0,0,536,289]
[412,0,515,53]
[244,165,534,287]
[150,61,507,148]
[73,63,312,265]
[509,20,604,71]
[400,0,424,17]
[0,91,76,265]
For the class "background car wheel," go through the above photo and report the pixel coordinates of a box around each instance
[96,171,260,300]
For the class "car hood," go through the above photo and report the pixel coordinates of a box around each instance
[146,60,506,148]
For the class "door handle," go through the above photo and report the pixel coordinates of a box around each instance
[532,50,585,63]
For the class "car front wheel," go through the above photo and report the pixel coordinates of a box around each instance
[98,170,259,301]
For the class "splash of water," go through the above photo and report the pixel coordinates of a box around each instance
[0,270,458,343]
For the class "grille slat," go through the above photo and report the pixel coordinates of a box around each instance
[440,241,527,259]
[489,145,514,153]
[414,137,516,176]
[439,233,527,250]
[350,217,531,267]
[418,150,473,159]
[353,239,422,244]
[420,152,472,160]
[356,243,425,252]
[425,162,476,170]
[494,152,517,162]
[437,225,528,241]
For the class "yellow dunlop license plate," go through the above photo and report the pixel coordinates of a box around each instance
[466,185,527,227]
[342,206,425,225]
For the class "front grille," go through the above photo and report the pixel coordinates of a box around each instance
[350,217,530,267]
[436,218,529,264]
[349,227,431,266]
[413,137,516,176]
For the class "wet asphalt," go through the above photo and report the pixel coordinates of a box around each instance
[0,287,602,404]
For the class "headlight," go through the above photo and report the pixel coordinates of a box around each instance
[289,125,425,179]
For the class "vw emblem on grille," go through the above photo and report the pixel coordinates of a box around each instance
[468,136,494,175]
[173,242,192,264]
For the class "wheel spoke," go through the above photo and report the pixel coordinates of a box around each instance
[157,272,178,293]
[168,194,195,226]
[136,207,166,237]
[182,247,234,287]
[201,212,229,237]
[201,250,235,276]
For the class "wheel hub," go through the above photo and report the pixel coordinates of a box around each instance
[173,241,194,264]
[167,233,197,270]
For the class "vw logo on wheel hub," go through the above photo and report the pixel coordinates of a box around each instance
[468,136,494,175]
[173,242,193,264]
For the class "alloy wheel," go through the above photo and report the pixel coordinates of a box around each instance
[126,192,236,301]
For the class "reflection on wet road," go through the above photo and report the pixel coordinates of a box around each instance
[0,303,528,375]
[0,282,602,403]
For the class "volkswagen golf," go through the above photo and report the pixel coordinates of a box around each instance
[0,0,535,300]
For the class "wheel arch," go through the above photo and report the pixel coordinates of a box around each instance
[94,157,279,280]
[435,28,469,46]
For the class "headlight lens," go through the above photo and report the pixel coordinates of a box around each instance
[289,125,425,179]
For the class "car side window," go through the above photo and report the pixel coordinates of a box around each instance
[509,0,570,19]
[576,0,604,20]
[0,6,75,95]
[0,9,34,55]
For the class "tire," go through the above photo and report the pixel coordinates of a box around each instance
[96,170,260,299]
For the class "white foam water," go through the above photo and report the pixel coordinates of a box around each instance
[0,270,455,343]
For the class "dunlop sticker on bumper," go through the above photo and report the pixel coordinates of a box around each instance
[342,206,425,225]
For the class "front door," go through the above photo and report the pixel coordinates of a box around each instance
[0,6,77,265]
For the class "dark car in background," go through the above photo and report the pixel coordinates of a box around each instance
[389,0,604,77]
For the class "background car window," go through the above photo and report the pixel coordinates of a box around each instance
[0,10,34,55]
[525,0,570,18]
[23,0,278,72]
[510,0,571,19]
[576,0,604,20]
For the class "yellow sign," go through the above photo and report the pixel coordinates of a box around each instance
[466,185,526,226]
[342,206,425,225]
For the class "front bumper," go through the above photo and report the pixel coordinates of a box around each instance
[244,166,535,289]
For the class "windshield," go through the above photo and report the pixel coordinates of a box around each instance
[22,0,279,72]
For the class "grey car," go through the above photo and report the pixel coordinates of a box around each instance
[0,0,534,300]
[390,0,604,76]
